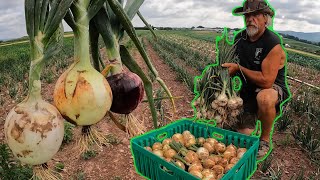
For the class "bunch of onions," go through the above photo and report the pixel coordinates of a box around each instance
[54,0,113,153]
[4,0,72,178]
[193,28,243,128]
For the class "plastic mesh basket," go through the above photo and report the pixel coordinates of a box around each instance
[130,119,259,180]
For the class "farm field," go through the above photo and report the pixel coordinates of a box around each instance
[0,30,320,180]
[282,38,320,55]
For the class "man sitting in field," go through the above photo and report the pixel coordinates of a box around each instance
[222,0,290,160]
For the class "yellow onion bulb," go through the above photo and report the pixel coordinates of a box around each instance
[224,163,235,173]
[152,142,163,151]
[213,165,224,175]
[4,99,64,165]
[54,64,112,126]
[189,170,203,179]
[175,160,186,170]
[162,138,172,146]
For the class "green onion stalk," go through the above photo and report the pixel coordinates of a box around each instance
[107,0,176,127]
[4,0,72,179]
[87,0,175,133]
[54,0,113,153]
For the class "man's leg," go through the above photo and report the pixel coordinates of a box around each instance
[237,128,254,135]
[236,97,258,136]
[256,88,278,142]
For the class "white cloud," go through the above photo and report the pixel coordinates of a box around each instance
[1,0,320,40]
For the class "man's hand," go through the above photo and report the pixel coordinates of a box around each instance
[221,63,239,75]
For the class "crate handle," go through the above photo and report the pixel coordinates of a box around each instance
[196,120,216,127]
[157,132,168,141]
[159,164,174,177]
[212,132,224,140]
[206,120,216,127]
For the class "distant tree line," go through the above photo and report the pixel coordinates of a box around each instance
[280,33,320,47]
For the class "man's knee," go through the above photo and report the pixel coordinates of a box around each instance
[256,89,278,109]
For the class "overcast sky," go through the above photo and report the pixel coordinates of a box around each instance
[1,0,320,40]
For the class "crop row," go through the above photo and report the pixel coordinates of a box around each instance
[156,36,214,72]
[287,52,320,71]
[146,38,195,91]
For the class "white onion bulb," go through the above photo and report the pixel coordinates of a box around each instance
[4,99,64,165]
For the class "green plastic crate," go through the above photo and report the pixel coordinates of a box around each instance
[130,119,259,180]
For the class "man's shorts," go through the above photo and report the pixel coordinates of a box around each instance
[234,84,287,129]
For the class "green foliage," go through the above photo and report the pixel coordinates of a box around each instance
[63,121,75,144]
[156,37,212,71]
[260,154,273,173]
[287,52,320,70]
[276,112,293,132]
[277,134,291,147]
[81,150,97,160]
[291,124,320,154]
[155,88,165,126]
[72,170,86,180]
[0,36,74,90]
[268,166,283,180]
[0,143,33,180]
[54,162,65,172]
[105,134,122,145]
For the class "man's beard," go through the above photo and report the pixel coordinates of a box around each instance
[246,25,259,37]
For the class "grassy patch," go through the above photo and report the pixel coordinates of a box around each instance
[0,143,33,180]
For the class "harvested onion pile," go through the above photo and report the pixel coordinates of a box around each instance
[145,131,247,180]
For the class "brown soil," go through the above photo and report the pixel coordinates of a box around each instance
[0,39,319,180]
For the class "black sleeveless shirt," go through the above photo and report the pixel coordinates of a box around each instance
[234,28,289,98]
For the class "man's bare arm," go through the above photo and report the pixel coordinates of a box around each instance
[239,44,283,88]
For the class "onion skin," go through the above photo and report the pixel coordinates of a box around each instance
[224,163,235,173]
[152,142,163,151]
[202,169,216,178]
[54,64,112,126]
[229,157,239,164]
[175,160,186,170]
[210,155,222,164]
[185,151,199,164]
[197,147,209,160]
[197,137,205,146]
[106,72,144,114]
[203,157,216,169]
[226,144,237,152]
[162,138,172,146]
[162,144,171,151]
[172,133,184,144]
[163,149,176,159]
[215,143,226,154]
[203,142,215,153]
[223,149,236,160]
[153,150,164,158]
[206,138,218,147]
[189,170,203,179]
[218,158,229,168]
[217,173,224,180]
[4,100,64,165]
[237,148,247,158]
[144,146,152,152]
[213,165,224,175]
[185,137,196,148]
[188,162,203,172]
